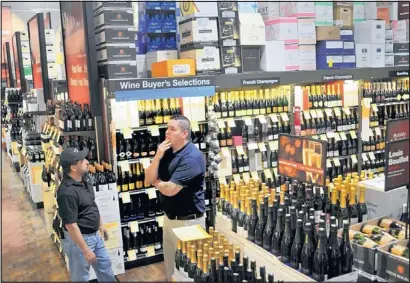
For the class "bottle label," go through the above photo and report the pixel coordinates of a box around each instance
[108,182,116,191]
[129,183,135,190]
[362,214,368,222]
[200,143,206,149]
[59,120,64,129]
[88,118,93,128]
[117,185,121,192]
[244,166,249,172]
[126,151,132,157]
[67,120,72,129]
[140,246,147,253]
[122,184,128,191]
[314,211,321,224]
[273,161,278,167]
[76,119,81,129]
[93,186,97,194]
[350,217,358,225]
[99,184,108,191]
[155,243,162,250]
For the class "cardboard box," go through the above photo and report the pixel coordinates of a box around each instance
[316,40,344,55]
[151,59,196,78]
[386,41,394,54]
[238,2,258,13]
[146,50,178,71]
[394,54,410,66]
[239,13,265,45]
[316,55,343,69]
[392,20,409,43]
[96,45,136,63]
[180,46,221,75]
[334,4,353,28]
[241,47,260,72]
[260,41,299,71]
[179,18,219,47]
[343,55,356,68]
[179,0,218,19]
[44,29,55,45]
[355,44,372,68]
[95,27,136,46]
[386,53,394,67]
[340,29,354,41]
[371,44,385,67]
[94,10,134,28]
[93,1,132,10]
[386,29,394,41]
[377,7,391,27]
[377,239,409,282]
[98,62,138,79]
[220,46,242,74]
[265,17,298,44]
[279,2,315,18]
[315,2,333,26]
[299,44,316,71]
[354,20,386,44]
[364,2,377,20]
[398,2,410,20]
[297,18,316,44]
[218,15,240,47]
[136,55,147,78]
[316,26,340,41]
[353,2,365,23]
[343,41,355,55]
[257,2,280,21]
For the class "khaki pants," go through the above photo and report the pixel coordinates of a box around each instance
[162,214,206,281]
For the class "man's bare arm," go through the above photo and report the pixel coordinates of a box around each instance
[144,155,161,185]
[155,180,183,197]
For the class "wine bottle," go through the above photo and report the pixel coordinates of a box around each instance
[188,246,198,279]
[280,214,293,263]
[96,164,108,191]
[338,189,349,228]
[243,198,251,239]
[312,228,329,282]
[255,201,266,247]
[247,199,259,243]
[348,187,359,225]
[339,222,353,274]
[378,217,404,230]
[237,198,246,237]
[290,219,304,270]
[301,222,315,276]
[194,251,203,283]
[327,224,342,279]
[262,206,275,251]
[271,208,285,256]
[232,195,239,233]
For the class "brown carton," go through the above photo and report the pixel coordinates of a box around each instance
[334,5,353,28]
[316,26,341,41]
[377,239,409,282]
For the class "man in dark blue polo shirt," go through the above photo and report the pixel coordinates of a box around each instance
[145,115,206,280]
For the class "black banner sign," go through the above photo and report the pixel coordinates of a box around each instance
[241,78,280,86]
[385,139,410,191]
[322,74,353,81]
[389,70,409,77]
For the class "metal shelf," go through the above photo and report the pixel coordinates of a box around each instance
[374,101,409,106]
[118,188,158,196]
[120,215,160,225]
[60,130,96,138]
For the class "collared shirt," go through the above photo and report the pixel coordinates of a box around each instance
[158,142,206,217]
[57,174,100,234]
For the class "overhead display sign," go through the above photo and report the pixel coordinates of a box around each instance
[322,74,353,81]
[278,134,327,186]
[386,118,410,143]
[389,70,409,77]
[241,78,280,86]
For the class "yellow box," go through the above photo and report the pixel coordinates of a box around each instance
[151,59,196,78]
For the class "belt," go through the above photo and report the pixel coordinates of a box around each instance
[167,212,204,221]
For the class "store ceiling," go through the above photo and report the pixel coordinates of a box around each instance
[4,1,60,12]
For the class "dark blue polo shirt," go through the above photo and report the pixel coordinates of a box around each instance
[158,141,206,217]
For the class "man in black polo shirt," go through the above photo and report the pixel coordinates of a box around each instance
[145,115,206,280]
[57,148,116,282]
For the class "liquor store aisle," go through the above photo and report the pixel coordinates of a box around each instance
[1,152,166,282]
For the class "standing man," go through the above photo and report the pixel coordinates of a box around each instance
[57,148,116,282]
[145,115,206,281]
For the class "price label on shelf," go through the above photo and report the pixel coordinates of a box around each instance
[310,110,318,118]
[369,152,376,160]
[142,158,151,169]
[350,131,357,139]
[343,107,351,115]
[122,192,131,203]
[320,134,328,141]
[340,132,347,140]
[316,110,324,118]
[258,115,267,124]
[327,132,335,139]
[312,135,319,140]
[233,174,241,184]
[129,221,139,233]
[227,118,236,128]
[219,176,227,185]
[251,171,259,181]
[333,158,341,167]
[362,153,369,162]
[248,142,258,150]
[242,172,250,183]
[127,250,137,261]
[191,121,200,132]
[244,117,253,126]
[236,145,245,155]
[118,160,130,172]
[303,111,311,119]
[264,169,272,179]
[221,147,230,157]
[280,113,289,122]
[270,114,279,123]
[147,246,155,257]
[147,188,157,199]
[351,155,358,164]
[156,216,164,227]
[375,127,382,136]
[371,104,378,112]
[149,125,160,136]
[325,108,333,117]
[258,142,267,152]
[334,108,342,117]
[334,133,341,142]
[327,159,332,168]
[217,119,226,129]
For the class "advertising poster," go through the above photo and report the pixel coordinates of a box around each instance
[278,134,327,186]
[28,17,43,89]
[386,118,410,143]
[12,35,20,88]
[61,2,90,105]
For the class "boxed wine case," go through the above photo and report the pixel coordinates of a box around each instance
[376,239,409,282]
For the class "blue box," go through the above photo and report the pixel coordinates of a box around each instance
[138,1,161,11]
[343,41,355,55]
[340,29,354,41]
[316,55,344,69]
[317,41,344,55]
[161,1,176,10]
[162,13,176,32]
[143,12,162,33]
[161,34,177,50]
[136,33,147,54]
[138,16,147,33]
[147,34,162,52]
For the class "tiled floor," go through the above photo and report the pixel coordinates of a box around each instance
[1,152,166,282]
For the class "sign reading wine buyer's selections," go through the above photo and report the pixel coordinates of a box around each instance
[278,134,327,186]
[240,78,280,86]
[385,118,410,191]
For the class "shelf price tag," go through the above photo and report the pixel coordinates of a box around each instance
[343,107,351,115]
[248,142,258,150]
[312,135,319,140]
[375,127,382,136]
[258,142,267,152]
[122,192,131,203]
[316,110,324,118]
[242,172,250,183]
[221,147,230,157]
[217,119,226,129]
[233,174,241,184]
[244,117,253,126]
[127,250,137,261]
[251,171,259,181]
[191,121,200,132]
[219,176,227,185]
[340,132,347,140]
[362,153,369,162]
[264,169,272,179]
[129,221,139,233]
[141,158,151,169]
[118,160,130,172]
[227,118,236,128]
[280,113,289,122]
[310,110,318,119]
[350,130,357,139]
[326,160,332,168]
[156,216,164,227]
[334,133,341,142]
[327,132,335,139]
[236,145,245,155]
[320,134,328,141]
[303,111,311,119]
[369,152,376,160]
[270,114,279,123]
[258,115,267,124]
[149,125,160,136]
[147,188,157,199]
[333,158,341,167]
[147,246,155,257]
[334,108,342,117]
[351,155,358,164]
[325,108,333,117]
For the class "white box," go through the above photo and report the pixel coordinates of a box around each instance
[265,17,298,44]
[343,55,356,64]
[386,29,393,41]
[261,41,299,71]
[280,1,315,18]
[239,2,258,13]
[257,1,280,21]
[390,2,398,21]
[371,44,385,67]
[179,18,219,47]
[353,2,365,23]
[385,40,394,53]
[239,13,266,46]
[385,53,394,66]
[364,2,377,20]
[180,46,221,74]
[297,18,316,44]
[136,54,147,78]
[299,44,316,70]
[392,20,409,43]
[95,191,121,224]
[179,0,218,19]
[315,2,333,26]
[146,50,178,71]
[189,97,206,122]
[354,20,386,44]
[44,29,55,45]
[355,43,372,68]
[48,63,57,79]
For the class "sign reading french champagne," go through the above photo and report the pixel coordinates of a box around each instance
[278,134,327,186]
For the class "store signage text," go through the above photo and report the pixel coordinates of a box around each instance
[322,74,353,81]
[241,78,280,86]
[389,70,409,77]
[115,77,215,91]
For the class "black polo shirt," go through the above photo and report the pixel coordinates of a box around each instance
[57,174,100,234]
[158,141,206,217]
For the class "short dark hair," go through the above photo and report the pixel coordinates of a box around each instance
[170,115,191,140]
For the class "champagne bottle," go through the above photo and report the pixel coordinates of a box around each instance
[163,99,171,123]
[312,228,329,282]
[348,187,359,224]
[338,189,349,228]
[154,99,163,124]
[301,222,315,276]
[188,246,198,279]
[290,219,304,270]
[232,195,239,233]
[327,224,342,279]
[248,199,259,242]
[340,222,353,274]
[194,251,203,283]
[262,206,275,251]
[255,202,266,246]
[271,208,285,256]
[175,239,183,269]
[280,214,293,263]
